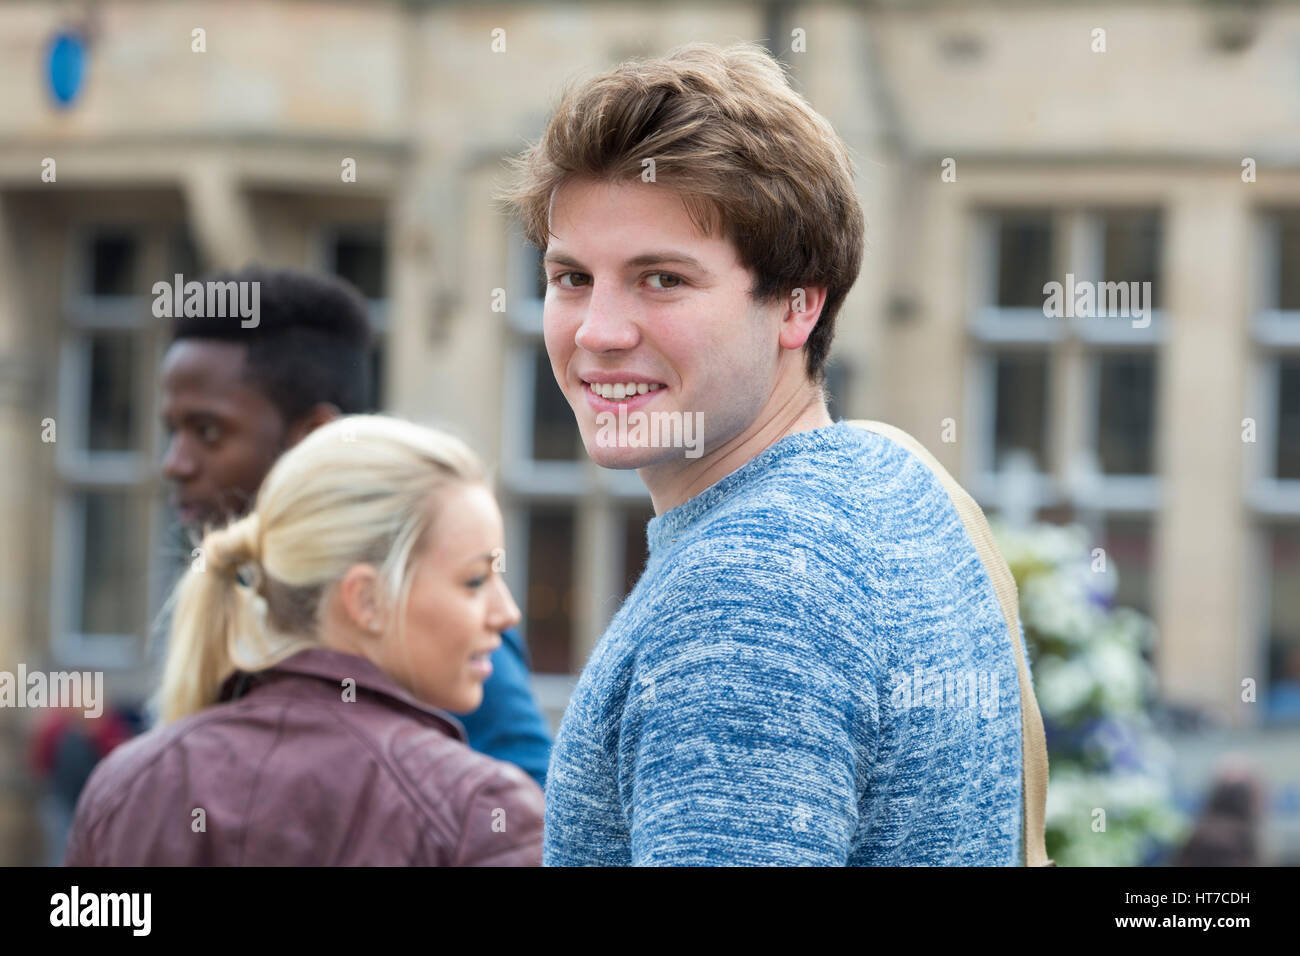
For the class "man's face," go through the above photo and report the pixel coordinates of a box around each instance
[159,340,288,533]
[542,177,785,472]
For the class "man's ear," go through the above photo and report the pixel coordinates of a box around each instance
[337,563,385,638]
[777,285,829,352]
[285,402,342,449]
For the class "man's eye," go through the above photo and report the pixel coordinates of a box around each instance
[551,272,591,289]
[198,424,221,444]
[467,577,487,589]
[647,273,683,289]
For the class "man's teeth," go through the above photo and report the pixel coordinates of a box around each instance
[588,382,665,400]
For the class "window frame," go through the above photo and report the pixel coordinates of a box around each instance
[1249,212,1300,720]
[49,222,171,670]
[968,206,1163,616]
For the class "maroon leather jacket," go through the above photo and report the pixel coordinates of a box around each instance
[65,647,544,866]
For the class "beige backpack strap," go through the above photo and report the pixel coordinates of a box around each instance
[847,420,1054,867]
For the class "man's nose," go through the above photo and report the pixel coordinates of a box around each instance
[573,281,640,353]
[162,435,198,482]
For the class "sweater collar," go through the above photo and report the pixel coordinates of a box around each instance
[646,420,852,553]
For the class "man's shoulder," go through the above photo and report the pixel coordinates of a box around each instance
[700,421,951,530]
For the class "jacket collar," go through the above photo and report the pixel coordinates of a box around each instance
[219,646,468,743]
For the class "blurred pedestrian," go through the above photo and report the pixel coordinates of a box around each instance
[29,706,134,865]
[1171,760,1263,866]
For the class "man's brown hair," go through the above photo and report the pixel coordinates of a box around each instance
[497,41,865,384]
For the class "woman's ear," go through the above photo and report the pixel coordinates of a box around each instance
[337,563,385,638]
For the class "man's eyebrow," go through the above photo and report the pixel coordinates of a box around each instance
[163,409,221,427]
[543,250,712,274]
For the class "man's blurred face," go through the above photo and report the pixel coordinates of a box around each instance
[159,340,288,534]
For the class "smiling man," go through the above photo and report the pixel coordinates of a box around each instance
[502,42,1050,865]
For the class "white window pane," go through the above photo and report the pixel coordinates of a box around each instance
[530,347,581,461]
[1103,517,1153,620]
[525,506,575,673]
[1267,527,1300,719]
[621,503,655,598]
[1277,358,1300,480]
[1101,210,1162,310]
[86,233,139,296]
[331,231,386,300]
[86,332,136,452]
[1278,213,1300,312]
[995,212,1053,309]
[993,351,1049,471]
[1097,353,1157,475]
[77,491,143,635]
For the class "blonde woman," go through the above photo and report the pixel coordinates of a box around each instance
[65,415,543,866]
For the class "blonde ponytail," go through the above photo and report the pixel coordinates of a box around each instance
[154,415,486,724]
[157,513,267,723]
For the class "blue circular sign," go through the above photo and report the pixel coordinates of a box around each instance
[47,31,86,107]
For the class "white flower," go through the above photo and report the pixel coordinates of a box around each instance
[1091,639,1144,713]
[1035,656,1095,714]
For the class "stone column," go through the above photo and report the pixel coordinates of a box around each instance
[1156,178,1250,726]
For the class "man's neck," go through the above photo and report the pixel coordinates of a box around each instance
[640,385,833,515]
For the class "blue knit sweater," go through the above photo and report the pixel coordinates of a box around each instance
[543,420,1025,866]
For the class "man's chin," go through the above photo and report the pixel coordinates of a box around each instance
[581,438,683,471]
[176,504,227,538]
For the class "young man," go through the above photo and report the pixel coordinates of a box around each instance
[502,42,1050,864]
[159,266,552,788]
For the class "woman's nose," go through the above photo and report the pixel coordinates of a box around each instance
[493,579,523,631]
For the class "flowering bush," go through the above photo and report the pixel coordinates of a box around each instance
[992,520,1188,866]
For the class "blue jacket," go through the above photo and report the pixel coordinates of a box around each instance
[457,627,553,790]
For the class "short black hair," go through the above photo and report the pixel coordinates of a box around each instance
[170,266,374,422]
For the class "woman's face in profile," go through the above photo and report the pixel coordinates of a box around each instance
[383,483,522,714]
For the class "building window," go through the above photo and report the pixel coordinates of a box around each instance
[1100,209,1162,310]
[995,212,1054,309]
[52,225,179,670]
[970,207,1163,622]
[1102,516,1154,621]
[1265,525,1300,721]
[1277,213,1300,313]
[1094,351,1158,476]
[992,349,1050,473]
[530,347,582,461]
[87,233,138,297]
[523,506,577,674]
[77,491,145,634]
[1252,211,1300,723]
[622,504,656,596]
[322,225,387,412]
[1275,357,1300,481]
